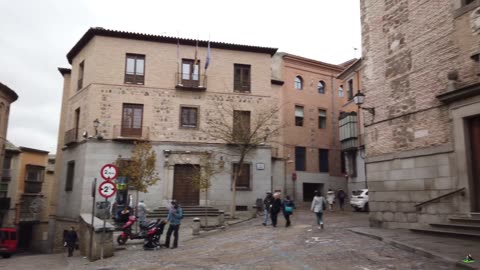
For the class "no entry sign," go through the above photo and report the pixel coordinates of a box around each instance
[100,164,118,181]
[98,181,117,198]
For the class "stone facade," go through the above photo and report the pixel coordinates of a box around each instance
[361,0,480,228]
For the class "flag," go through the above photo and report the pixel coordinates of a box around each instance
[205,40,211,70]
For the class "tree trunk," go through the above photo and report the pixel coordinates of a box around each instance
[231,174,237,219]
[205,188,209,227]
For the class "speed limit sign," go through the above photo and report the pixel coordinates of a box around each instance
[98,181,117,198]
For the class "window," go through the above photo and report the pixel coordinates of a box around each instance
[78,61,84,90]
[347,79,354,100]
[65,161,75,192]
[233,163,251,189]
[180,106,198,128]
[233,110,251,141]
[294,76,303,90]
[319,149,329,172]
[338,85,344,97]
[125,54,145,85]
[122,103,144,137]
[318,109,327,129]
[25,165,44,182]
[234,64,251,92]
[0,183,7,198]
[318,81,325,94]
[295,147,306,171]
[181,59,200,87]
[295,106,304,127]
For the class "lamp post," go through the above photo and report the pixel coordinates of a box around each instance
[353,90,375,116]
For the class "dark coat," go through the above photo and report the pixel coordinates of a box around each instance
[282,199,295,215]
[270,198,282,214]
[65,230,78,245]
[263,194,273,210]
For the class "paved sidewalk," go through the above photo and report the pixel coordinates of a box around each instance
[349,227,480,269]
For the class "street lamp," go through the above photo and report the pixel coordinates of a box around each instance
[353,90,375,116]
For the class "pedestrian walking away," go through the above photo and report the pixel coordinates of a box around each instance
[282,195,295,227]
[337,189,346,211]
[262,191,273,226]
[137,200,148,227]
[311,191,327,229]
[326,189,335,211]
[165,200,183,249]
[270,192,282,227]
[64,226,78,257]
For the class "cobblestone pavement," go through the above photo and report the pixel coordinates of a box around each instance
[0,210,457,270]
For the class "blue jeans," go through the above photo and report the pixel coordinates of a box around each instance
[315,212,324,225]
[263,209,269,224]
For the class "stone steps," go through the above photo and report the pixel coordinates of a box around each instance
[410,228,480,239]
[147,206,225,218]
[411,213,480,239]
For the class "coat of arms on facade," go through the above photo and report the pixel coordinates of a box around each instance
[29,197,44,216]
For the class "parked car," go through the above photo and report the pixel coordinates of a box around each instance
[350,189,369,212]
[0,228,17,258]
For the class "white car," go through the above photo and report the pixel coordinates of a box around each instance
[350,189,369,212]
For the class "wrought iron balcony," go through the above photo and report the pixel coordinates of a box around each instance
[64,128,77,145]
[113,125,150,141]
[175,73,207,90]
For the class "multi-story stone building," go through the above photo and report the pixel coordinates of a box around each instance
[271,53,351,203]
[0,83,18,228]
[361,0,480,230]
[50,27,280,249]
[1,142,54,252]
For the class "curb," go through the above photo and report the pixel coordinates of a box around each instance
[348,228,479,270]
[184,216,255,241]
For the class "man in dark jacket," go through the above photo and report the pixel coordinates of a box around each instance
[262,191,273,226]
[64,226,78,257]
[337,189,346,211]
[270,192,282,227]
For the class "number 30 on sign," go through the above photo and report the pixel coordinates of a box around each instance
[99,181,117,198]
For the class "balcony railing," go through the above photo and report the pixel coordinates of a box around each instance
[113,125,150,141]
[175,73,207,90]
[1,169,11,181]
[24,181,43,194]
[0,197,10,210]
[64,128,77,145]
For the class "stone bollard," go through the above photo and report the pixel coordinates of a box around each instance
[217,210,225,226]
[192,217,201,235]
[250,205,257,218]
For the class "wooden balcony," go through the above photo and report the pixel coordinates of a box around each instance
[64,128,77,145]
[175,73,207,91]
[113,125,149,141]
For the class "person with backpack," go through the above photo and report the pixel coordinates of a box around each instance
[282,195,295,227]
[262,191,274,226]
[165,200,183,249]
[311,191,328,229]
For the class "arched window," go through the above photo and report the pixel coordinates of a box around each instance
[294,76,303,90]
[318,81,326,94]
[338,85,344,97]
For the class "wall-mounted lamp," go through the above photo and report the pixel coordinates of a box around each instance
[353,90,375,116]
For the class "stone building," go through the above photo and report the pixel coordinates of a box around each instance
[50,28,280,250]
[361,0,480,230]
[0,83,18,227]
[1,143,54,252]
[271,53,351,203]
[337,59,368,193]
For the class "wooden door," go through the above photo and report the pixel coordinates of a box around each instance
[173,165,199,206]
[469,116,480,212]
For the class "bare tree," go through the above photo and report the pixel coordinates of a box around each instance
[114,141,160,230]
[203,101,282,218]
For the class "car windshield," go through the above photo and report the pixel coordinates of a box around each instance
[352,190,364,196]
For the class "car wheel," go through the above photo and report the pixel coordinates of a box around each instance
[117,234,127,245]
[363,203,369,212]
[2,253,11,258]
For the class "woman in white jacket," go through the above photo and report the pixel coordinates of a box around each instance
[310,191,328,229]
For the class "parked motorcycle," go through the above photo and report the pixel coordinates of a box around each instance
[117,216,155,245]
[143,219,167,250]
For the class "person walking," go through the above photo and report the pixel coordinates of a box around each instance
[311,191,327,229]
[282,195,295,227]
[64,226,78,257]
[137,200,148,227]
[262,191,274,226]
[270,192,282,227]
[165,200,183,249]
[337,189,346,211]
[326,189,335,211]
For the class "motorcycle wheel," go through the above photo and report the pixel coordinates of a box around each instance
[117,234,127,245]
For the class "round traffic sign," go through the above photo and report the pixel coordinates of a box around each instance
[98,181,117,198]
[100,164,118,181]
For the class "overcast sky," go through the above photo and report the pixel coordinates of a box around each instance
[0,0,361,153]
